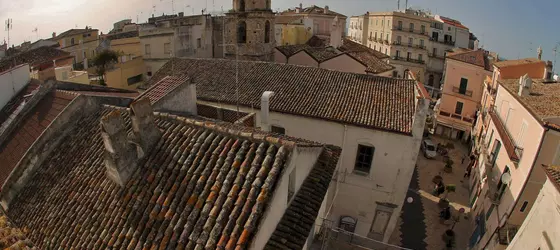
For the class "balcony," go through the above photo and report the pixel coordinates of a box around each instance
[430,37,456,46]
[498,224,519,245]
[368,37,374,42]
[392,26,403,31]
[489,109,522,162]
[392,41,401,45]
[439,110,475,124]
[416,44,426,49]
[428,52,445,59]
[486,84,497,96]
[383,39,389,44]
[452,87,474,97]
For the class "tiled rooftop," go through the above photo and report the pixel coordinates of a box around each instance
[493,58,543,68]
[54,28,98,40]
[339,38,389,59]
[0,211,35,249]
[0,47,72,73]
[447,49,493,71]
[8,105,340,249]
[499,78,560,120]
[304,47,339,62]
[280,5,347,17]
[107,30,139,40]
[147,58,417,134]
[0,90,77,186]
[275,44,312,57]
[543,165,560,193]
[136,75,190,105]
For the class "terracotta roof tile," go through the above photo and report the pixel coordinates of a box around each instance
[0,212,35,249]
[147,58,417,134]
[339,38,389,59]
[447,49,492,71]
[0,47,71,73]
[499,78,560,120]
[439,16,468,30]
[543,165,560,193]
[0,90,77,186]
[136,75,190,104]
[7,105,340,249]
[493,58,543,68]
[55,28,98,40]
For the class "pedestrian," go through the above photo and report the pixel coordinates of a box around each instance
[464,155,476,178]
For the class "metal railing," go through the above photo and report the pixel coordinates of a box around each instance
[452,87,473,97]
[312,225,413,250]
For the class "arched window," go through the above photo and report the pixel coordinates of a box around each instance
[339,216,357,233]
[428,74,435,86]
[237,21,247,43]
[239,0,245,12]
[265,21,271,43]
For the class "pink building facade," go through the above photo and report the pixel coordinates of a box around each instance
[435,49,492,141]
[468,58,560,249]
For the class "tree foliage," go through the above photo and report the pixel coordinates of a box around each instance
[92,50,119,85]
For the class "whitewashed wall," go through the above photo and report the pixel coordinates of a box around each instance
[0,64,31,108]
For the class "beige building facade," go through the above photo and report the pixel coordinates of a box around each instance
[54,28,100,68]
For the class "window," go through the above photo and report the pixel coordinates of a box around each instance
[381,33,383,41]
[487,130,494,149]
[239,0,245,11]
[459,78,468,94]
[92,50,95,57]
[420,39,424,47]
[517,120,528,147]
[71,38,75,45]
[393,71,398,77]
[271,125,285,135]
[237,21,247,43]
[197,38,201,48]
[520,201,529,212]
[288,168,296,202]
[386,34,389,41]
[127,74,143,85]
[396,50,401,58]
[398,21,402,29]
[265,20,271,43]
[432,32,439,41]
[374,32,377,39]
[354,145,374,174]
[396,36,401,44]
[381,20,384,26]
[409,23,414,31]
[385,48,388,55]
[418,54,423,62]
[428,75,435,86]
[421,25,425,33]
[145,44,151,56]
[490,140,502,167]
[496,166,510,200]
[448,27,451,31]
[408,37,413,46]
[164,43,171,55]
[407,52,411,60]
[486,204,495,220]
[455,101,464,114]
[374,45,376,50]
[433,48,437,57]
[83,51,86,59]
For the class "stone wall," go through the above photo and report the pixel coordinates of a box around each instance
[224,11,276,61]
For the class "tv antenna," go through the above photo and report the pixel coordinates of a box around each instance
[32,27,38,40]
[5,19,12,47]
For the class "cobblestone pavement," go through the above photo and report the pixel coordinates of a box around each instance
[389,136,473,250]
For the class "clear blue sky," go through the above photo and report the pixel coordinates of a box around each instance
[0,0,558,62]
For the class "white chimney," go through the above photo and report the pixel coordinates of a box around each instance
[518,74,532,97]
[260,91,275,132]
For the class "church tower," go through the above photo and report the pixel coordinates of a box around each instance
[224,0,275,61]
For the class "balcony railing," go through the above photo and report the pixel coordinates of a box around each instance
[393,41,401,45]
[452,87,474,97]
[392,26,403,31]
[486,84,497,96]
[439,110,475,124]
[417,44,426,49]
[428,52,445,59]
[489,108,522,162]
[430,37,456,46]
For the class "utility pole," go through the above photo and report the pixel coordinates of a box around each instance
[5,19,12,48]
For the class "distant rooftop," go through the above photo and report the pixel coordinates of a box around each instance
[447,49,493,71]
[280,5,347,18]
[543,165,560,192]
[493,58,543,68]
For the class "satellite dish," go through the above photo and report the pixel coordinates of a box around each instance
[501,172,512,185]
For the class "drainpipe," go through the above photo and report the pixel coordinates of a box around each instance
[480,128,547,249]
[326,124,348,216]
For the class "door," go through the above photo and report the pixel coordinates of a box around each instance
[369,210,391,240]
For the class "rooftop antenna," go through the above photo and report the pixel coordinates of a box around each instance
[553,43,559,73]
[405,0,408,9]
[5,18,12,48]
[397,0,400,10]
[32,27,38,41]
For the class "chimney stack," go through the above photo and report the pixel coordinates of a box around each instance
[179,12,184,17]
[100,110,139,187]
[518,74,532,97]
[537,46,543,60]
[100,99,162,186]
[260,91,275,132]
[130,98,162,155]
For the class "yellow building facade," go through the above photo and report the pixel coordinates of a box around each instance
[279,24,312,46]
[54,28,100,66]
[105,57,144,90]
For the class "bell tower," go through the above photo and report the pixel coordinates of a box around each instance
[224,0,275,61]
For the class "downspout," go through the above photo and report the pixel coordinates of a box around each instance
[326,124,348,216]
[481,127,547,249]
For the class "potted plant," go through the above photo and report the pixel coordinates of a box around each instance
[444,159,454,173]
[438,184,456,207]
[442,229,456,249]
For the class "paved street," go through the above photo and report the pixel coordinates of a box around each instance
[390,136,473,250]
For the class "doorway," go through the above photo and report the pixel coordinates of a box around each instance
[368,202,396,241]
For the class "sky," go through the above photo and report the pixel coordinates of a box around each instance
[0,0,559,62]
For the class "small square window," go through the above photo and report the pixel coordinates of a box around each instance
[271,125,285,135]
[354,144,374,174]
[520,201,529,212]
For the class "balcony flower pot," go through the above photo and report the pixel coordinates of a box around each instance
[442,229,456,249]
